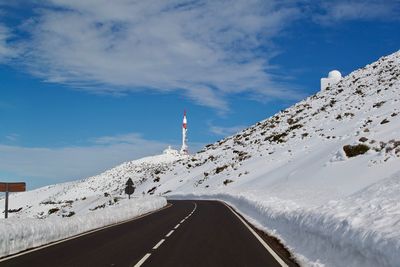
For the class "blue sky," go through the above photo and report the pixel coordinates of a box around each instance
[0,0,399,190]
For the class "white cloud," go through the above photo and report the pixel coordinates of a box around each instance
[314,1,400,24]
[209,124,247,137]
[14,0,302,110]
[0,133,174,182]
[0,23,14,60]
[3,1,397,110]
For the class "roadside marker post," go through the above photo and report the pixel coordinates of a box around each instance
[5,184,8,219]
[0,182,26,219]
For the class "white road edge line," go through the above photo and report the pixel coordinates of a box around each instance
[166,230,174,237]
[223,202,289,267]
[153,239,165,250]
[0,204,172,263]
[134,253,151,267]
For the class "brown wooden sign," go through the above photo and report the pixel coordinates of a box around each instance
[1,181,26,219]
[0,182,26,192]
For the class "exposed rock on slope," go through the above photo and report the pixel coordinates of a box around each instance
[2,50,400,267]
[148,50,400,204]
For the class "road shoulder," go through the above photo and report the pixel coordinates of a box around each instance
[223,202,300,267]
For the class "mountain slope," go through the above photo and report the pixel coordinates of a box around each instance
[0,151,181,219]
[143,50,399,267]
[2,50,399,266]
[152,50,400,205]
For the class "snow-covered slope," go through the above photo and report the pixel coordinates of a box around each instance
[158,51,400,266]
[0,151,181,219]
[0,153,176,257]
[154,51,400,204]
[1,51,399,266]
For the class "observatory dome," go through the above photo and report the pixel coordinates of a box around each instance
[328,70,342,79]
[321,69,342,91]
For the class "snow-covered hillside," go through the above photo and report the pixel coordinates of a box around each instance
[0,150,181,219]
[160,51,400,267]
[0,152,176,257]
[156,51,400,204]
[1,51,399,266]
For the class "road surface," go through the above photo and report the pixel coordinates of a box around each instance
[0,200,293,267]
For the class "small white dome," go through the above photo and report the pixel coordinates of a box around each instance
[321,69,342,91]
[328,70,342,79]
[163,145,179,156]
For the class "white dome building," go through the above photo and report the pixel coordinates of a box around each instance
[321,70,342,91]
[163,145,179,156]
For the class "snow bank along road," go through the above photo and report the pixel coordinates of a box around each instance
[0,200,296,267]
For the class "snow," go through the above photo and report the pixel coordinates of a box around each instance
[0,196,166,258]
[0,151,175,258]
[170,171,400,267]
[0,150,181,219]
[1,51,400,266]
[162,51,400,266]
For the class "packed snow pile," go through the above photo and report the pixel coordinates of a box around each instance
[1,51,399,266]
[171,171,400,267]
[0,152,173,258]
[0,196,166,258]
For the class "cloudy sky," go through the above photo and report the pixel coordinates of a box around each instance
[1,0,399,189]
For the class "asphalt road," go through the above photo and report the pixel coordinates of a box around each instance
[0,200,288,267]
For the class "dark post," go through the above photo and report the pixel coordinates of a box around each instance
[5,184,9,219]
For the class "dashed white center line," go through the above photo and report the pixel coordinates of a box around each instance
[134,253,151,267]
[153,239,165,250]
[133,202,198,267]
[166,230,174,237]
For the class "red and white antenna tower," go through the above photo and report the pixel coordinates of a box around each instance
[180,110,188,155]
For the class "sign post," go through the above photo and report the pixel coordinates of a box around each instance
[1,182,26,219]
[5,184,8,219]
[125,178,135,199]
